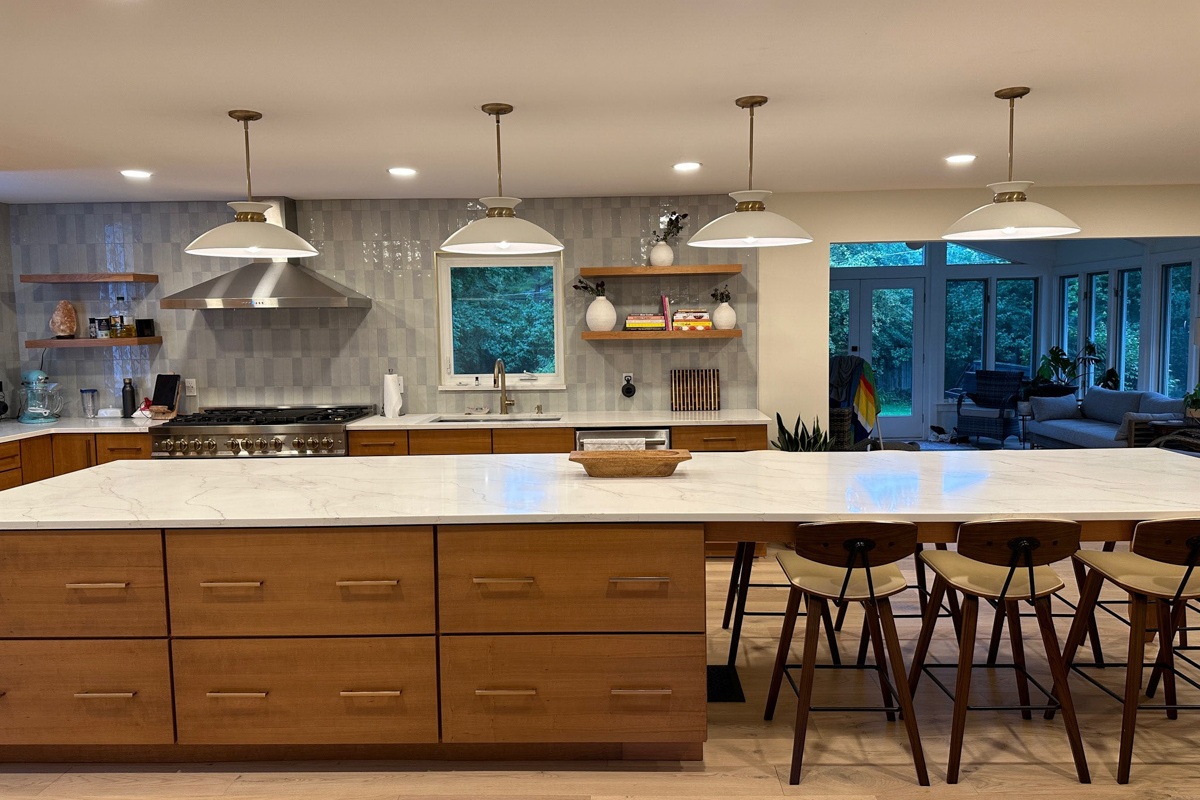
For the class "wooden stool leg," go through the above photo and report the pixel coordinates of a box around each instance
[789,595,825,785]
[765,586,803,721]
[1148,599,1178,720]
[947,594,979,785]
[1034,595,1091,784]
[878,598,930,787]
[915,545,930,616]
[821,599,842,665]
[1046,565,1104,721]
[936,543,964,638]
[1072,556,1104,665]
[1005,600,1032,720]
[1118,592,1148,785]
[863,601,896,722]
[908,575,946,696]
[986,600,1006,665]
[721,542,745,629]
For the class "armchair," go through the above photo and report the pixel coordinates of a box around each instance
[955,370,1023,445]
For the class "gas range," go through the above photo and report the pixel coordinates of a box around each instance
[152,405,376,458]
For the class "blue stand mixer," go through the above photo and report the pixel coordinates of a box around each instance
[18,370,64,424]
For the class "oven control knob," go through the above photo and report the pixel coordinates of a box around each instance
[204,439,217,452]
[159,438,174,452]
[292,437,305,450]
[255,438,268,451]
[226,438,240,452]
[271,437,284,451]
[320,436,334,450]
[306,436,319,449]
[239,438,255,452]
[189,438,202,452]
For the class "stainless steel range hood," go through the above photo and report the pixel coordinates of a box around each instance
[160,198,372,310]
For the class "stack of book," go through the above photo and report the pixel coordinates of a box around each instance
[624,313,667,331]
[672,309,712,331]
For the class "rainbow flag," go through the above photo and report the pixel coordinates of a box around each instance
[853,362,881,433]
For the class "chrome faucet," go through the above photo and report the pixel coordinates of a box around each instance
[493,359,515,415]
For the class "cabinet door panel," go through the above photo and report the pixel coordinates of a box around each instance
[491,427,575,454]
[19,435,54,484]
[51,434,96,475]
[408,429,492,455]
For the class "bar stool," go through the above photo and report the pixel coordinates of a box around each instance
[907,519,1090,785]
[1053,518,1200,784]
[763,521,928,786]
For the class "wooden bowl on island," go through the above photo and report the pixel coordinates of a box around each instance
[568,449,692,478]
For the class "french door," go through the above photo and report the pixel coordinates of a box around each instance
[830,278,926,439]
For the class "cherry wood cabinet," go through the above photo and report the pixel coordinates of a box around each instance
[408,428,492,455]
[95,433,152,463]
[19,435,53,484]
[51,433,96,476]
[669,424,769,452]
[491,427,575,454]
[348,429,410,456]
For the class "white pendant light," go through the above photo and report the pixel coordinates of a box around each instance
[689,95,812,249]
[441,103,563,255]
[186,110,318,259]
[944,88,1080,241]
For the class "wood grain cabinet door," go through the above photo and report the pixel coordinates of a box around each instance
[95,433,152,463]
[0,531,167,637]
[440,634,706,743]
[348,430,410,456]
[172,637,439,744]
[165,527,436,636]
[51,433,96,475]
[408,429,492,455]
[491,427,575,454]
[438,524,706,633]
[19,435,54,484]
[669,425,768,452]
[0,639,174,744]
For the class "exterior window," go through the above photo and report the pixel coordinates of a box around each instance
[1061,276,1080,356]
[1088,273,1110,383]
[944,280,986,396]
[830,242,925,268]
[996,278,1037,379]
[1117,269,1142,390]
[829,289,851,356]
[872,288,914,415]
[947,243,1015,265]
[436,255,564,388]
[1160,262,1193,397]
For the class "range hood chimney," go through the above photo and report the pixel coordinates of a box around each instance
[161,198,372,310]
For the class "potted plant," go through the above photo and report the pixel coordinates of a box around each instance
[1025,341,1102,398]
[711,284,736,330]
[649,211,688,267]
[1184,383,1200,421]
[772,413,832,452]
[573,278,615,332]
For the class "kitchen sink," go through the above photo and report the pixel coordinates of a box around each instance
[430,414,562,423]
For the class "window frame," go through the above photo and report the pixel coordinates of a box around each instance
[1158,260,1196,398]
[434,252,567,392]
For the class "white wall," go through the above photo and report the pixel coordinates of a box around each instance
[757,185,1200,430]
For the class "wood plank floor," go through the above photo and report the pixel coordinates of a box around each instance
[5,543,1200,799]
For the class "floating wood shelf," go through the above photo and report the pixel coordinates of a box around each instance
[25,336,163,349]
[20,273,159,284]
[581,329,742,341]
[578,264,742,278]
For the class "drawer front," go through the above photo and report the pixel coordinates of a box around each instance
[52,433,96,475]
[0,532,167,637]
[173,637,439,744]
[669,424,768,452]
[438,524,705,633]
[166,527,435,636]
[0,639,174,745]
[408,429,492,455]
[348,430,410,456]
[0,467,21,491]
[0,441,19,473]
[491,427,575,454]
[440,634,706,743]
[95,433,152,463]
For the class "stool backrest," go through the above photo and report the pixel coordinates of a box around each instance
[1131,519,1200,603]
[956,519,1081,601]
[794,520,918,605]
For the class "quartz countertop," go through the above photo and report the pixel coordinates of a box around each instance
[0,416,161,446]
[347,408,770,430]
[0,448,1197,530]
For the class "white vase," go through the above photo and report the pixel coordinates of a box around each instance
[649,241,675,267]
[586,295,617,332]
[712,302,736,330]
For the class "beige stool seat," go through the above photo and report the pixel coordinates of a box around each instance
[1075,550,1200,599]
[921,549,1064,600]
[778,550,907,600]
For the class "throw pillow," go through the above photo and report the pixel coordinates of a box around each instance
[1116,411,1182,441]
[1080,387,1143,425]
[1139,391,1186,416]
[1031,394,1081,422]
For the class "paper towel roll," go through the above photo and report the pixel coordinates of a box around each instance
[382,373,404,418]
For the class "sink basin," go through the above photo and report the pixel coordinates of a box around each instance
[430,414,562,423]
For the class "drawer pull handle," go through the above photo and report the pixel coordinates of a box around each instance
[335,579,400,587]
[206,691,268,698]
[105,446,144,452]
[472,577,535,585]
[701,436,737,442]
[74,692,136,699]
[200,581,264,588]
[609,576,671,583]
[359,441,397,447]
[611,688,673,696]
[475,688,537,696]
[339,690,403,697]
[65,582,129,590]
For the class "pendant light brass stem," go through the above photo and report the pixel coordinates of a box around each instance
[748,104,755,191]
[993,87,1029,185]
[494,113,503,196]
[480,103,515,217]
[243,119,254,201]
[733,96,769,210]
[227,110,265,221]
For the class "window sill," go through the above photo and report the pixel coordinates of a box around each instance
[438,383,567,392]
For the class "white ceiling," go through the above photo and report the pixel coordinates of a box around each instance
[2,0,1199,203]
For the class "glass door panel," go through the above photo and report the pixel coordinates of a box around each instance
[829,289,851,357]
[1061,276,1080,356]
[1117,269,1141,390]
[871,287,915,418]
[1087,273,1110,384]
[944,280,986,398]
[1161,262,1193,397]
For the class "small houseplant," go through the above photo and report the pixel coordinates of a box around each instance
[573,278,615,332]
[1184,383,1200,421]
[1025,341,1102,398]
[649,211,688,267]
[711,284,736,330]
[772,413,832,452]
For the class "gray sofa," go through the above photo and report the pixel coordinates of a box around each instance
[1026,387,1185,448]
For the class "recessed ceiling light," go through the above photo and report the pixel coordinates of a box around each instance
[673,161,702,172]
[120,169,153,179]
[388,167,417,177]
[945,154,977,164]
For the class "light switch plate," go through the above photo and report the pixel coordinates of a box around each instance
[184,378,198,397]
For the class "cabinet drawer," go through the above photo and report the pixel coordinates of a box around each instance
[438,524,705,633]
[0,467,21,491]
[173,637,439,744]
[166,527,435,636]
[408,429,491,455]
[348,430,409,456]
[440,634,706,743]
[95,433,152,463]
[0,639,174,745]
[0,441,19,473]
[669,424,768,452]
[0,532,167,637]
[491,427,575,454]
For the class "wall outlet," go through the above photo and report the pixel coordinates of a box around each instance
[184,378,198,397]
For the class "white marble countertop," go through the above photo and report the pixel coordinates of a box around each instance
[1,448,1197,530]
[0,416,161,446]
[347,408,770,430]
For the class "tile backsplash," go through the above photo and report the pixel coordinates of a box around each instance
[8,196,757,416]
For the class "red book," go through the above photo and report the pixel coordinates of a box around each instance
[662,295,672,331]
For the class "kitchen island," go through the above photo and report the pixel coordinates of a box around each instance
[0,448,1197,763]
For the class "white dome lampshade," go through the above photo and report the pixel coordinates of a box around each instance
[186,202,318,258]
